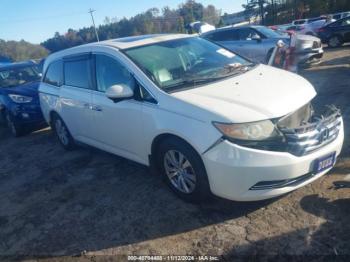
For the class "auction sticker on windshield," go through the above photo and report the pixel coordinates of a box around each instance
[216,48,235,58]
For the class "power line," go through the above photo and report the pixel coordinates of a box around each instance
[88,8,100,42]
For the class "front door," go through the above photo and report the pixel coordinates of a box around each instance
[90,53,145,164]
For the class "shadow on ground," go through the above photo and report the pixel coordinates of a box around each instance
[0,128,274,259]
[224,194,350,260]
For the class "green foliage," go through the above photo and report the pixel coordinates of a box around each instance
[243,0,350,25]
[0,39,49,62]
[42,0,221,53]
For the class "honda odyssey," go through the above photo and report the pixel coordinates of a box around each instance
[39,34,344,202]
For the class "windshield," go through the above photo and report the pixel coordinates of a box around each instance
[255,26,284,38]
[124,37,253,91]
[0,65,40,88]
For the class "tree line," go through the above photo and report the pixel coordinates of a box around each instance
[0,39,48,62]
[1,0,349,61]
[244,0,350,25]
[41,0,222,53]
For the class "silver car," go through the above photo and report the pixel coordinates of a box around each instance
[201,25,323,67]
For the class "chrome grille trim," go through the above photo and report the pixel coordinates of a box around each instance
[279,105,341,156]
[250,172,315,190]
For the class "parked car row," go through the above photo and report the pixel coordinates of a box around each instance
[273,14,350,48]
[0,34,344,203]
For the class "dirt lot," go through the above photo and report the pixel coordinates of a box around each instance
[0,46,349,261]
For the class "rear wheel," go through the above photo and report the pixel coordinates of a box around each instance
[157,137,211,202]
[6,112,24,137]
[0,110,6,126]
[52,114,75,150]
[328,35,343,48]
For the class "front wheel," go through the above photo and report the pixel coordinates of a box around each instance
[6,112,24,137]
[52,115,75,150]
[328,35,343,48]
[157,137,211,202]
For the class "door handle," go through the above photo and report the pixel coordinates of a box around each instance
[90,105,102,112]
[83,103,102,111]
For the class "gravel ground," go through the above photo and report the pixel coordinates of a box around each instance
[0,46,349,261]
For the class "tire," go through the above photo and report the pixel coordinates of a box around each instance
[0,110,6,127]
[156,137,211,202]
[52,114,75,150]
[5,112,24,137]
[328,35,343,48]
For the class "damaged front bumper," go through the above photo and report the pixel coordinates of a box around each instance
[202,104,344,201]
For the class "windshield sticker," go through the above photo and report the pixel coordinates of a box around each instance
[216,49,235,58]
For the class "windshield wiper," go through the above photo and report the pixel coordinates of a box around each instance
[165,63,256,92]
[165,76,228,92]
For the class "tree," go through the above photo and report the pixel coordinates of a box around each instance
[0,39,49,61]
[243,0,268,24]
[41,0,222,53]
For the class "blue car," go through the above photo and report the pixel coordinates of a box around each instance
[0,62,46,136]
[317,16,350,47]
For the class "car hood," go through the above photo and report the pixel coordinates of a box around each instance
[3,81,40,98]
[171,64,316,123]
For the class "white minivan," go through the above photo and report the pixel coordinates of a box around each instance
[39,34,344,202]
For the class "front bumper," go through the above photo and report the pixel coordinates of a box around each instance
[296,48,324,65]
[202,120,344,201]
[9,103,46,127]
[297,47,324,65]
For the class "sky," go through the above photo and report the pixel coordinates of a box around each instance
[0,0,246,44]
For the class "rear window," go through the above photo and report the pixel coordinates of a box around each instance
[64,58,90,89]
[43,60,63,87]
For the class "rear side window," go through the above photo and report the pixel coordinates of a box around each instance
[64,57,91,89]
[43,60,63,87]
[205,29,238,41]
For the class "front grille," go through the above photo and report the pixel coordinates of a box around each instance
[278,105,341,156]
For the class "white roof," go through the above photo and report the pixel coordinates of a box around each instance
[91,34,192,49]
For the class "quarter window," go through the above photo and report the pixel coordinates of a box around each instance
[64,58,90,89]
[43,60,63,87]
[95,54,134,92]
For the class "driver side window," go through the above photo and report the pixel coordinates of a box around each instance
[95,54,135,92]
[239,28,260,40]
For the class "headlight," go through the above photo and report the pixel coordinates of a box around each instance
[8,94,33,103]
[213,120,280,141]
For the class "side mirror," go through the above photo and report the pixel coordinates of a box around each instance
[106,84,134,103]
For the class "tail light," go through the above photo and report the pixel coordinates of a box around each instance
[317,28,325,33]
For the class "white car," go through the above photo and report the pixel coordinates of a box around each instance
[39,34,344,202]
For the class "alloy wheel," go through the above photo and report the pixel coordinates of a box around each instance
[329,36,340,47]
[55,119,69,146]
[163,150,196,194]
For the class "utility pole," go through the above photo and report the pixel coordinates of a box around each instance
[88,8,100,42]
